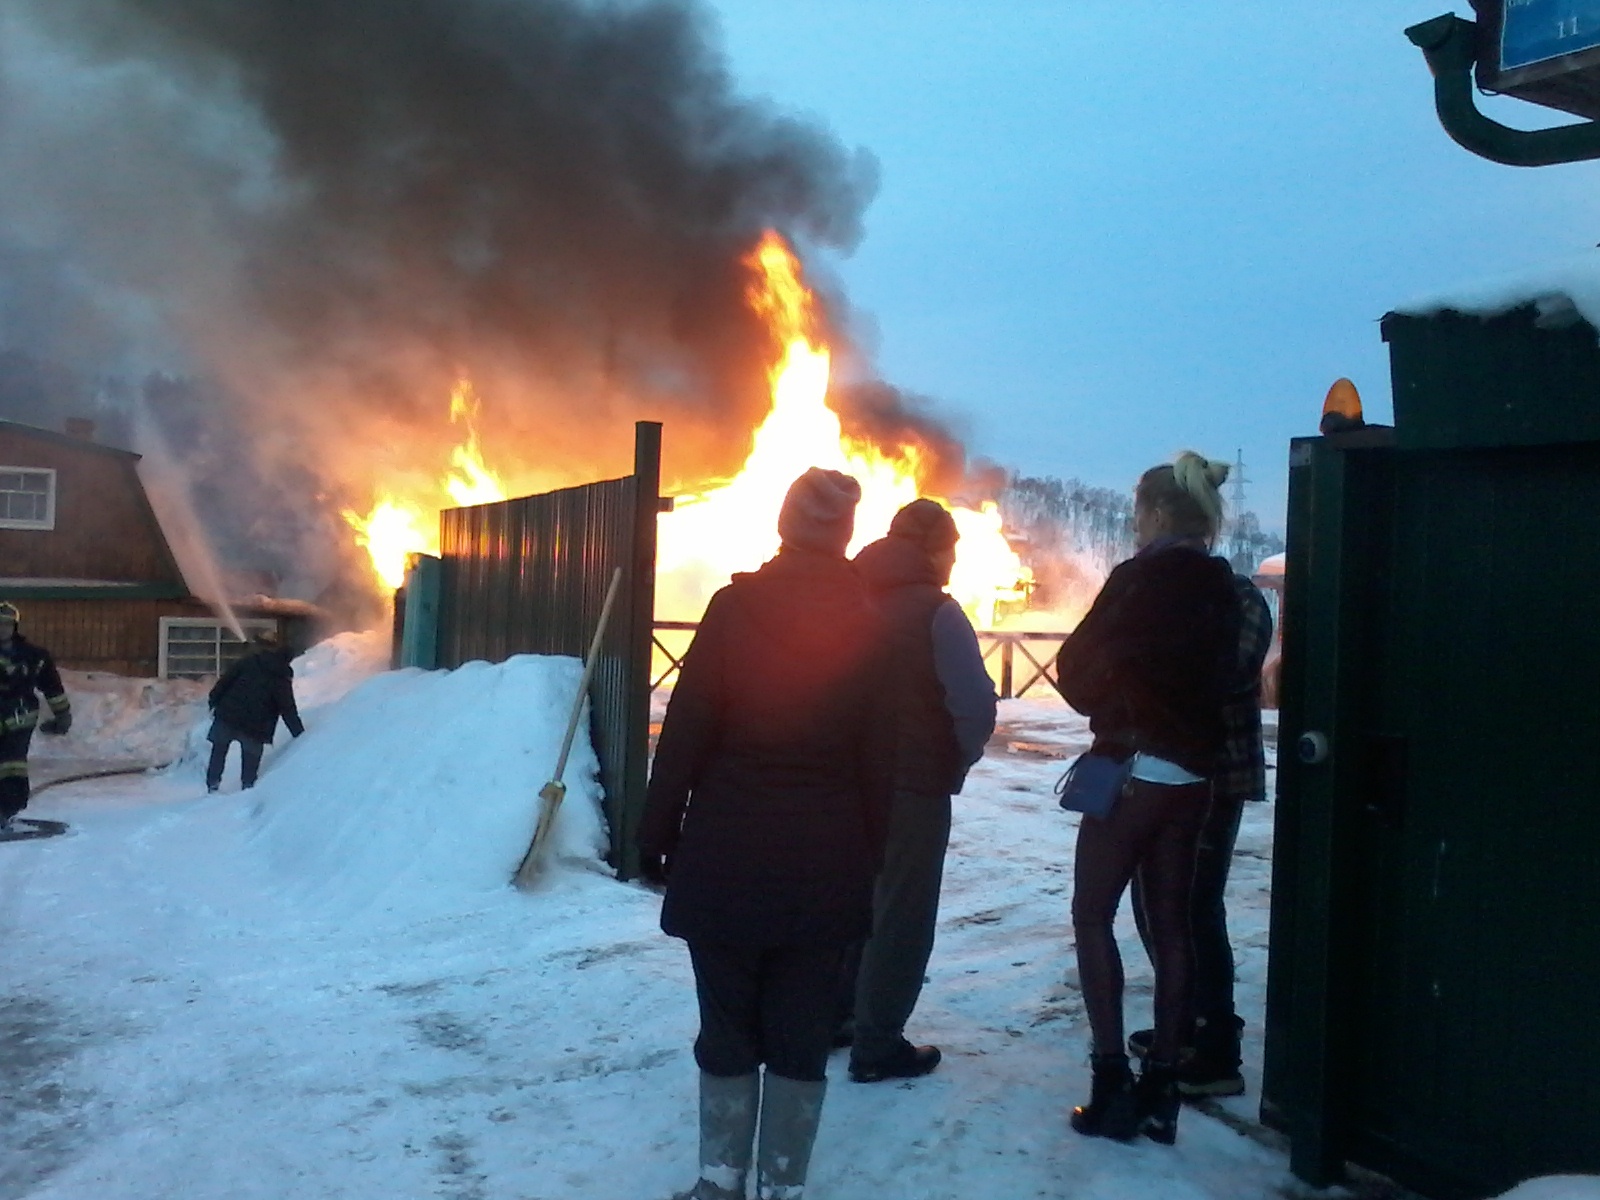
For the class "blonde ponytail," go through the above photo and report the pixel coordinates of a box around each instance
[1172,451,1228,537]
[1136,451,1229,542]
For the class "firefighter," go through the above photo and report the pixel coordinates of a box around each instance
[0,602,73,833]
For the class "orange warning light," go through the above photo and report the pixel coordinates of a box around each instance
[1320,378,1366,435]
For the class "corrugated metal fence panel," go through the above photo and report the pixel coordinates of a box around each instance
[435,422,659,879]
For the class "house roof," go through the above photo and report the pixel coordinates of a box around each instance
[0,419,141,460]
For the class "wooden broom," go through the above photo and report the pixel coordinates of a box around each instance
[513,566,624,889]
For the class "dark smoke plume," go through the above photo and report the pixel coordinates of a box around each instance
[0,0,968,609]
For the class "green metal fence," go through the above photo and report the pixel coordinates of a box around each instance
[424,422,662,881]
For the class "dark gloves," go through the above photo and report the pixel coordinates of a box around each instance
[40,711,71,736]
[636,837,674,887]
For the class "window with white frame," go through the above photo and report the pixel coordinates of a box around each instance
[159,617,278,680]
[0,467,56,530]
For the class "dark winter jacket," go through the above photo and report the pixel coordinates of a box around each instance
[209,646,304,745]
[1054,540,1239,777]
[0,634,70,734]
[639,547,894,947]
[853,536,997,796]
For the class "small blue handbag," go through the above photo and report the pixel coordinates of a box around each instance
[1054,753,1131,818]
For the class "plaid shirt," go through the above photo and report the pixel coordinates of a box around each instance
[1214,574,1273,802]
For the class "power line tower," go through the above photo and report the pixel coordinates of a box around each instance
[1224,449,1249,561]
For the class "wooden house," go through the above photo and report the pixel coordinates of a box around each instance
[0,418,310,678]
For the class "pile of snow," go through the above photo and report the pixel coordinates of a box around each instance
[226,652,608,921]
[31,672,209,768]
[31,630,393,773]
[1393,249,1600,333]
[170,628,391,769]
[1495,1179,1600,1200]
[281,627,392,709]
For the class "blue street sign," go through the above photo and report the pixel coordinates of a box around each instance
[1501,0,1600,71]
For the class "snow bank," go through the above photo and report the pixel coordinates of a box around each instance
[171,628,390,768]
[240,652,608,922]
[30,630,392,774]
[285,627,392,708]
[31,672,209,768]
[1392,250,1600,333]
[1494,1179,1600,1200]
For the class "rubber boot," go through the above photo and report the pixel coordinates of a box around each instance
[1069,1053,1139,1140]
[755,1072,826,1200]
[673,1072,759,1200]
[1137,1058,1182,1145]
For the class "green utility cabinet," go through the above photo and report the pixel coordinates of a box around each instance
[1263,305,1600,1199]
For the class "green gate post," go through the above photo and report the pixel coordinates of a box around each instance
[614,420,662,883]
[1266,430,1394,1188]
[399,553,442,670]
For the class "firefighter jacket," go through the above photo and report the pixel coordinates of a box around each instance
[0,634,71,734]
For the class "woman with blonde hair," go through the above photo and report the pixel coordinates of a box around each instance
[1053,451,1240,1145]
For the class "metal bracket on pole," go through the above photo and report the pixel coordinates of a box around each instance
[1407,14,1600,166]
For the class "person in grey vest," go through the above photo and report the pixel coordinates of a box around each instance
[842,499,997,1083]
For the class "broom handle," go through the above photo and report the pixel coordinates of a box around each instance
[550,567,623,784]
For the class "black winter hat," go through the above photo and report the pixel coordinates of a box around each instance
[888,498,959,553]
[777,468,861,556]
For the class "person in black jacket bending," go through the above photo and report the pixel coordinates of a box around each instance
[206,629,303,793]
[638,467,892,1200]
[842,499,997,1084]
[1054,451,1240,1146]
[0,602,72,832]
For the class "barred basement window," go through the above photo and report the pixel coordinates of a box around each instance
[0,467,56,530]
[159,618,277,681]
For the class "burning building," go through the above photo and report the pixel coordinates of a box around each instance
[0,0,1055,637]
[353,231,1034,629]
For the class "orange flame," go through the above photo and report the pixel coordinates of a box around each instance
[444,381,506,507]
[341,234,1032,625]
[343,380,507,591]
[656,231,1031,627]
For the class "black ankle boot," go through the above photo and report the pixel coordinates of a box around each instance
[1137,1059,1181,1144]
[1179,1013,1245,1097]
[1070,1053,1139,1140]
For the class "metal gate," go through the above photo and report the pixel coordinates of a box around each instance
[1264,308,1600,1197]
[430,421,662,880]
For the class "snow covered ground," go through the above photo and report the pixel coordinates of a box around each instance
[2,648,1592,1200]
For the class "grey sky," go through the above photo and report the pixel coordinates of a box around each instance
[707,2,1600,527]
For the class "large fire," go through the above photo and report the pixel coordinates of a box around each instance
[655,232,1031,627]
[342,381,507,590]
[343,231,1032,627]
